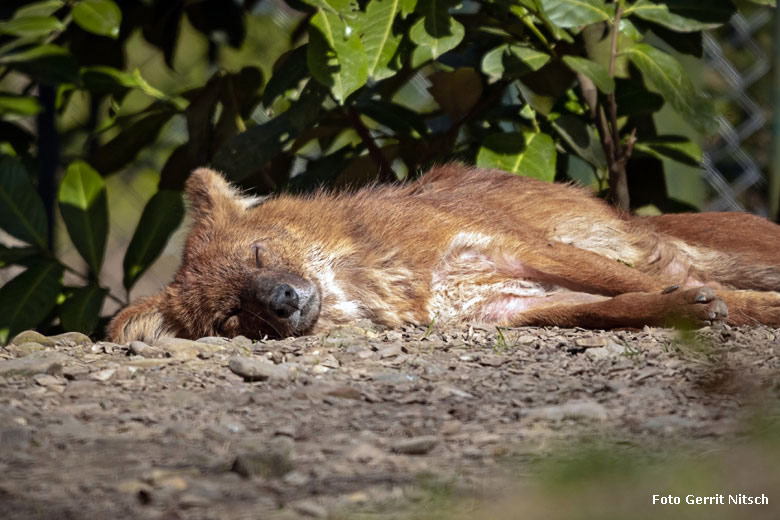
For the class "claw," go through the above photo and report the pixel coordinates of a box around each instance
[662,285,680,294]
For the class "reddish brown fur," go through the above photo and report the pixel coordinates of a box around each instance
[108,164,780,343]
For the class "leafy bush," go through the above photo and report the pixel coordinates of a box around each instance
[0,0,772,342]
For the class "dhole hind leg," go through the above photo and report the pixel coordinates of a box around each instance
[716,290,780,327]
[501,287,728,329]
[644,213,780,267]
[515,242,669,296]
[643,213,780,291]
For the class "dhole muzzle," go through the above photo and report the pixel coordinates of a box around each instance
[238,270,320,337]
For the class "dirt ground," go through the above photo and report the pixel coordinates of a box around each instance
[1,321,779,519]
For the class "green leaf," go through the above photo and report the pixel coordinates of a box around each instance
[214,83,326,180]
[263,46,309,106]
[58,161,108,274]
[582,19,631,75]
[662,0,736,24]
[0,245,37,268]
[0,94,42,116]
[0,44,79,84]
[80,67,168,101]
[362,0,403,80]
[538,0,611,29]
[89,108,176,174]
[0,156,48,248]
[409,10,464,67]
[626,43,717,134]
[400,0,418,16]
[477,131,557,181]
[482,44,550,79]
[0,16,65,38]
[618,18,643,41]
[0,121,35,157]
[300,0,359,15]
[307,10,368,104]
[646,23,703,57]
[0,43,66,64]
[72,0,122,38]
[416,0,457,37]
[122,190,184,291]
[428,68,482,119]
[562,55,614,93]
[282,148,352,191]
[354,98,428,136]
[614,77,664,116]
[626,1,721,32]
[0,260,63,345]
[550,115,606,169]
[59,284,107,335]
[511,1,572,42]
[633,135,702,166]
[14,1,65,18]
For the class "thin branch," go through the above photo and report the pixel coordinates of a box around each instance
[61,263,127,307]
[607,3,624,151]
[520,14,556,56]
[576,72,614,166]
[43,14,72,45]
[225,75,247,133]
[598,104,615,162]
[346,106,395,183]
[622,127,638,163]
[418,80,511,167]
[601,1,632,210]
[0,14,71,78]
[608,5,622,78]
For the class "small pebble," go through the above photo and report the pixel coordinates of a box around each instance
[292,500,328,519]
[575,337,608,348]
[228,356,292,381]
[391,435,438,455]
[90,368,117,382]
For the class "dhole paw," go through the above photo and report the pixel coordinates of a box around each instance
[666,287,728,326]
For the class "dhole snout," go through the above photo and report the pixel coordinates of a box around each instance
[240,271,320,337]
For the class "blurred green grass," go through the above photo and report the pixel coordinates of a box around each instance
[343,410,780,520]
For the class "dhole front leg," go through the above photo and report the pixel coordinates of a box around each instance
[506,287,728,329]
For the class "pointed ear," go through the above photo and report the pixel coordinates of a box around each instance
[185,168,264,222]
[107,292,176,344]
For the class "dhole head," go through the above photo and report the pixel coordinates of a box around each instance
[108,168,322,343]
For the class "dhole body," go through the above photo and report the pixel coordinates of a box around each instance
[109,164,780,343]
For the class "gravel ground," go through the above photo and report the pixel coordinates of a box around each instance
[1,322,779,519]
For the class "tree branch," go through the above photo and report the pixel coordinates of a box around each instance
[61,263,127,307]
[418,80,511,168]
[346,106,395,183]
[575,3,633,210]
[607,3,624,153]
[605,2,632,211]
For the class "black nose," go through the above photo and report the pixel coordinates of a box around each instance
[270,283,299,318]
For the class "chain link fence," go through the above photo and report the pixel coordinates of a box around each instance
[701,7,775,215]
